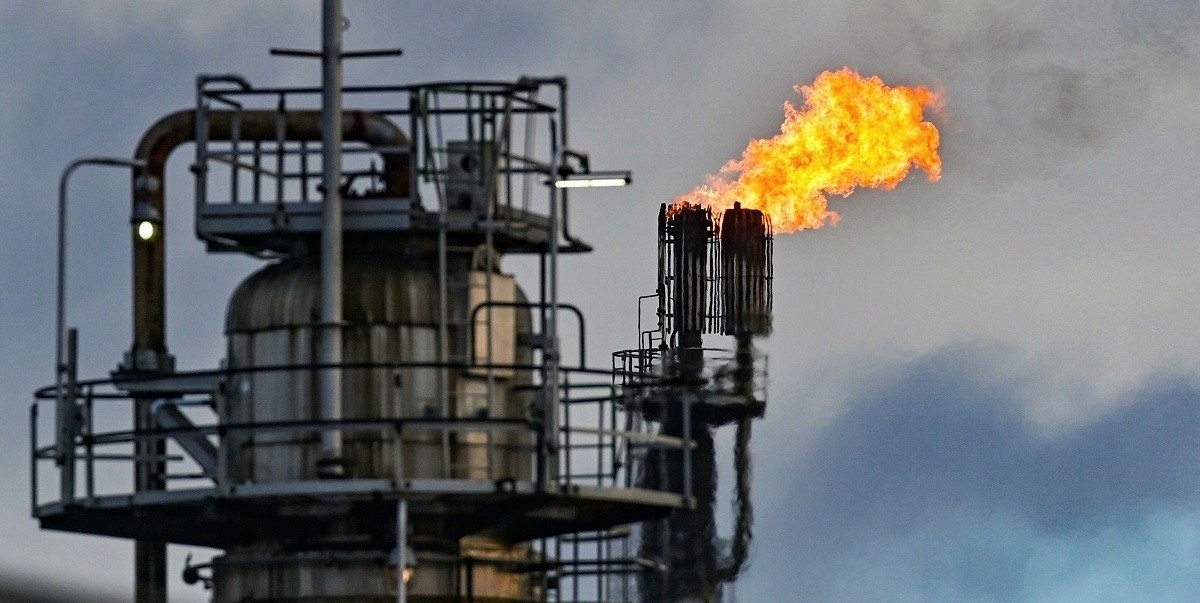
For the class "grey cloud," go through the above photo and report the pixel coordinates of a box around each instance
[0,571,123,603]
[8,3,1200,602]
[1111,0,1200,59]
[791,343,1200,536]
[740,343,1200,601]
[985,64,1140,148]
[847,0,1199,184]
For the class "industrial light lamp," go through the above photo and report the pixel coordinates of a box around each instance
[553,170,632,188]
[131,200,162,241]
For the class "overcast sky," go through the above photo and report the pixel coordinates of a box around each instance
[3,1,1200,601]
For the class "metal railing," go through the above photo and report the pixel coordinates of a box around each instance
[613,347,769,404]
[192,78,569,243]
[40,72,645,602]
[30,359,687,513]
[541,303,771,602]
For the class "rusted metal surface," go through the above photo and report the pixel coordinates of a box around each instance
[659,202,774,342]
[720,203,773,337]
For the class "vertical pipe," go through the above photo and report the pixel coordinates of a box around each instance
[562,377,571,482]
[597,391,604,486]
[55,168,68,464]
[29,404,37,514]
[55,160,75,505]
[662,204,672,348]
[129,155,168,603]
[195,94,210,223]
[251,140,261,203]
[543,120,560,489]
[483,101,498,481]
[84,386,94,502]
[300,140,309,202]
[216,383,230,497]
[61,329,78,503]
[681,392,692,505]
[436,144,451,478]
[318,0,345,477]
[408,91,418,209]
[135,395,167,603]
[275,95,286,204]
[396,499,408,603]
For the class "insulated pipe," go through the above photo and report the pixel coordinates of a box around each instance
[127,104,409,602]
[130,107,411,359]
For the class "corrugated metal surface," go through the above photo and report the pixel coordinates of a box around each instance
[223,253,531,483]
[218,252,537,601]
[226,254,438,333]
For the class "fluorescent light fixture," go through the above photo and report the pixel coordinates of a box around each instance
[553,170,631,188]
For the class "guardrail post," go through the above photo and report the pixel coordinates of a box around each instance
[57,328,78,503]
[30,404,38,515]
[85,386,95,503]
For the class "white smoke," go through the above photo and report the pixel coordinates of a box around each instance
[847,0,1200,184]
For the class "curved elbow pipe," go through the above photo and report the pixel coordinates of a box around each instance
[133,108,410,200]
[128,108,410,359]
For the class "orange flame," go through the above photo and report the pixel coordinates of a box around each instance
[672,68,942,233]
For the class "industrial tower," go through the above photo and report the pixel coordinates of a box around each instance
[32,6,771,602]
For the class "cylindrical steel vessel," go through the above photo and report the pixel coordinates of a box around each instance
[216,243,537,602]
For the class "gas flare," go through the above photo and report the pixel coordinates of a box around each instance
[672,68,942,233]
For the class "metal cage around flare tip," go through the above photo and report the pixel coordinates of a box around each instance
[720,202,773,337]
[662,203,714,339]
[658,202,774,341]
[634,201,773,602]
